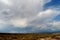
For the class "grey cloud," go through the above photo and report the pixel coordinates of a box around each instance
[0,0,51,20]
[1,0,60,33]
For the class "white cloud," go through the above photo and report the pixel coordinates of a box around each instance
[10,18,28,28]
[51,21,60,30]
[0,19,8,30]
[0,0,51,27]
[0,0,12,6]
[52,22,60,27]
[30,8,60,32]
[37,9,59,19]
[1,0,60,33]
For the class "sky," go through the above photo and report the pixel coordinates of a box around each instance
[0,0,60,33]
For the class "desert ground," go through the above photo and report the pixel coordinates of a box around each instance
[0,33,60,40]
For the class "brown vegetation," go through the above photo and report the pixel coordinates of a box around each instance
[0,33,60,40]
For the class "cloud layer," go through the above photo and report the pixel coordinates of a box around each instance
[0,0,60,33]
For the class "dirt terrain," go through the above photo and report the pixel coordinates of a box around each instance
[0,33,60,40]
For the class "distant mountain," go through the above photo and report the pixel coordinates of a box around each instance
[0,30,60,34]
[33,30,60,34]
